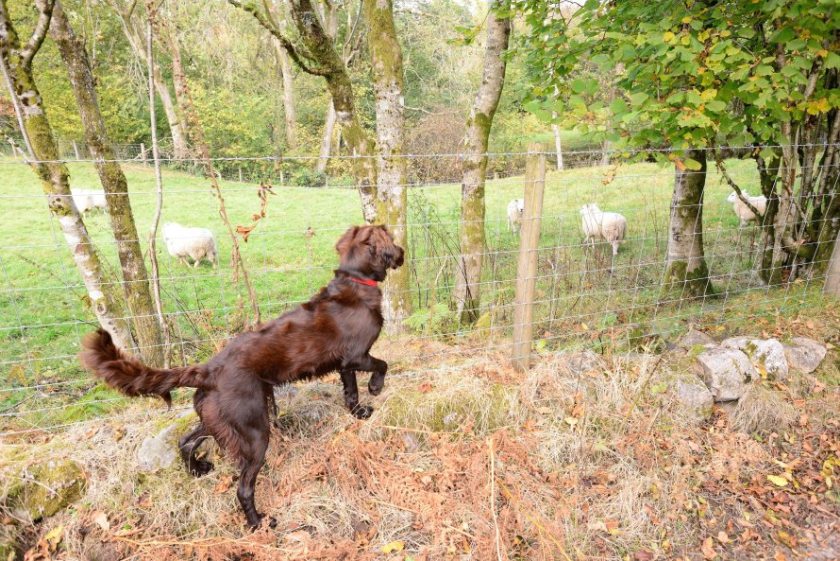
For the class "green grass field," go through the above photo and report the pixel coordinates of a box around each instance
[0,155,829,433]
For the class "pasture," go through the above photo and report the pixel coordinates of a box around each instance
[0,154,823,435]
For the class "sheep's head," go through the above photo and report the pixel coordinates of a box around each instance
[727,192,737,203]
[580,203,599,215]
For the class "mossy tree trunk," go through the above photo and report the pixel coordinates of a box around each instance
[50,1,163,365]
[453,4,511,324]
[233,0,405,325]
[363,0,410,328]
[232,0,379,221]
[0,0,135,351]
[662,149,714,299]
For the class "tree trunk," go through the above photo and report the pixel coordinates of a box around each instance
[316,101,336,174]
[363,0,410,329]
[662,150,714,298]
[49,1,163,365]
[109,2,190,160]
[453,4,511,324]
[0,0,136,351]
[552,123,563,170]
[233,0,379,220]
[273,39,297,149]
[155,2,260,323]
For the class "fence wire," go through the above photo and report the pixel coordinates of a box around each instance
[0,144,837,437]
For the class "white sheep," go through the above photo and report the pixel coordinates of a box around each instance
[162,222,218,268]
[71,188,107,213]
[507,198,525,234]
[727,191,767,226]
[580,203,627,256]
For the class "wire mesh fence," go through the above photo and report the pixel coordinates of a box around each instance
[0,143,837,437]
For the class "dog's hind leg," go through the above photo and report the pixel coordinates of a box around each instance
[235,420,270,529]
[179,424,214,477]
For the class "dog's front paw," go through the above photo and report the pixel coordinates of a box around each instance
[351,404,373,419]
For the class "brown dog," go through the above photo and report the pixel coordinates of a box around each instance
[80,225,404,528]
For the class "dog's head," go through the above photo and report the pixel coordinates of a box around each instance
[335,225,405,281]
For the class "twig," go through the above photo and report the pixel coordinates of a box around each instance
[144,8,171,367]
[488,436,504,561]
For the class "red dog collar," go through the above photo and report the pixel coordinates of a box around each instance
[348,277,378,287]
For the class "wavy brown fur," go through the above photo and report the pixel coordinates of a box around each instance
[80,329,211,407]
[77,225,404,529]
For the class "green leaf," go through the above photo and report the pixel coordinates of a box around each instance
[683,158,702,171]
[610,99,629,115]
[629,92,649,106]
[705,100,727,112]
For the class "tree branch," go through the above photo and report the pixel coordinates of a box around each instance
[227,0,331,76]
[21,0,55,69]
[713,149,764,219]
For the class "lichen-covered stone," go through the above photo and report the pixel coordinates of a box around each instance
[721,337,789,381]
[3,460,86,522]
[136,424,180,472]
[696,348,756,401]
[674,377,714,421]
[784,337,827,374]
[678,328,716,350]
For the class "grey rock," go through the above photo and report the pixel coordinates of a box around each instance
[721,337,789,381]
[678,328,716,349]
[674,377,714,420]
[696,348,757,401]
[137,424,179,472]
[784,337,827,374]
[558,350,605,375]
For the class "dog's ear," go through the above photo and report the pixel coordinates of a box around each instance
[335,226,359,256]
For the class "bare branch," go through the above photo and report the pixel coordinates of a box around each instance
[21,0,55,69]
[227,0,331,76]
[713,150,764,220]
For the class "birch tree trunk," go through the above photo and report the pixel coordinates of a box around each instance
[662,149,714,298]
[453,4,511,324]
[363,0,410,328]
[273,38,297,149]
[49,0,163,365]
[0,0,135,351]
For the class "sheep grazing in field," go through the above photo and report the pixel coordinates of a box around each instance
[71,188,107,213]
[162,222,218,268]
[580,203,627,256]
[507,198,525,234]
[727,191,767,226]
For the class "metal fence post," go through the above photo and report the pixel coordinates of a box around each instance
[512,143,546,372]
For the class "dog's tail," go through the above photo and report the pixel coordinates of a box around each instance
[79,329,212,406]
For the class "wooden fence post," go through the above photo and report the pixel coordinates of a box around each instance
[825,229,840,297]
[72,140,81,160]
[140,142,147,164]
[512,143,547,372]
